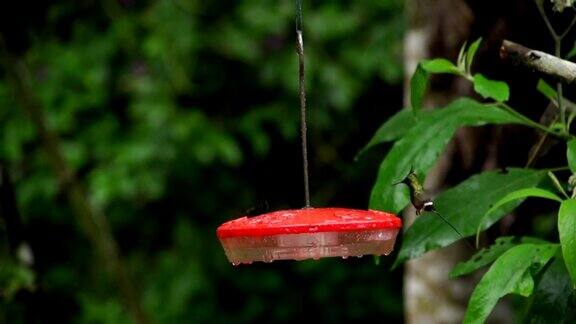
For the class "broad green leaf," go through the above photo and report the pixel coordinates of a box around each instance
[369,98,530,214]
[356,109,420,159]
[473,74,509,102]
[466,38,482,73]
[463,243,558,324]
[393,169,547,266]
[421,58,461,74]
[410,63,428,113]
[450,236,549,278]
[523,254,576,323]
[567,139,576,173]
[558,199,576,286]
[476,188,562,246]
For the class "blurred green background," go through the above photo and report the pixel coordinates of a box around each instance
[0,0,406,322]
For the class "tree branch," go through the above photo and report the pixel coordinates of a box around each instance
[500,39,576,85]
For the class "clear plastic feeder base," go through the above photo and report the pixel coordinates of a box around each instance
[216,208,402,265]
[220,229,399,265]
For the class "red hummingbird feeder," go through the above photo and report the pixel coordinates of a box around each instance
[216,1,402,264]
[217,208,401,265]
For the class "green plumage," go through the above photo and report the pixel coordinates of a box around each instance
[401,170,432,214]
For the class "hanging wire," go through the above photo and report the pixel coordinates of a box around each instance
[295,0,311,208]
[295,0,303,32]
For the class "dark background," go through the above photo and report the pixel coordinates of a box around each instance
[0,1,405,322]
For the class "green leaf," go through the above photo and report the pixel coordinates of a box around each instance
[410,59,462,113]
[463,243,558,324]
[548,171,570,199]
[466,38,482,73]
[558,199,576,286]
[369,98,530,214]
[457,41,467,71]
[421,58,461,74]
[393,169,547,266]
[450,236,549,278]
[476,188,562,246]
[356,109,421,159]
[537,79,557,102]
[410,63,428,113]
[536,79,576,108]
[473,73,510,102]
[567,41,576,60]
[535,80,576,126]
[567,139,576,173]
[523,253,576,323]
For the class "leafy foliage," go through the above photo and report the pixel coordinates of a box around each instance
[356,109,422,159]
[450,236,548,278]
[558,199,576,285]
[523,253,576,323]
[409,38,510,113]
[0,0,406,322]
[0,259,35,300]
[410,58,461,113]
[366,34,576,322]
[463,244,558,324]
[567,139,576,173]
[369,99,529,214]
[475,188,562,246]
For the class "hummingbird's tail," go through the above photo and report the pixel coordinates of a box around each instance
[431,210,475,251]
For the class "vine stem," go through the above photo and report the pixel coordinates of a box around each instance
[547,166,571,172]
[497,102,567,138]
[555,40,565,131]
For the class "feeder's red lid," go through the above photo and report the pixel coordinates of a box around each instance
[216,207,401,238]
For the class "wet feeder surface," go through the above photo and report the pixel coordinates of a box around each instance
[217,208,401,265]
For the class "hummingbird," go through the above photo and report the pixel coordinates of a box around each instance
[395,168,471,247]
[397,169,435,215]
